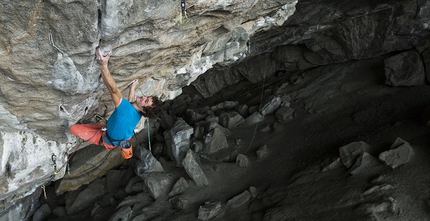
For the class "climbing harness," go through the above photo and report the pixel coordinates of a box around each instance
[179,0,189,25]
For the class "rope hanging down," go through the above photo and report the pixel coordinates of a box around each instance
[147,119,152,152]
[41,128,101,199]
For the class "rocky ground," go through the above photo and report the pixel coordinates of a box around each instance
[33,55,430,221]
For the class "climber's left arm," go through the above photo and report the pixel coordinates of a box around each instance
[128,79,138,102]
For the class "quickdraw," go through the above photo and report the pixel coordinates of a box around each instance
[41,127,101,199]
[179,0,189,25]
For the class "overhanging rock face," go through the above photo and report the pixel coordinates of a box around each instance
[0,0,430,219]
[0,0,298,213]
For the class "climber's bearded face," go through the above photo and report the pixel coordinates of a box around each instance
[137,96,153,109]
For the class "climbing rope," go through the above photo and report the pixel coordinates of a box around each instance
[41,128,102,199]
[147,118,152,152]
[244,53,267,154]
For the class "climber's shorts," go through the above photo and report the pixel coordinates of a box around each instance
[69,123,133,159]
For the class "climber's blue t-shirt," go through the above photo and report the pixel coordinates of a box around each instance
[104,98,142,145]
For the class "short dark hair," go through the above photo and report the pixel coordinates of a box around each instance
[141,96,163,118]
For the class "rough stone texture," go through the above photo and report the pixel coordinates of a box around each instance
[379,137,414,169]
[56,145,124,195]
[260,95,282,116]
[142,172,174,200]
[219,111,245,129]
[348,152,382,175]
[339,141,372,168]
[245,111,265,126]
[198,201,223,221]
[384,50,426,86]
[1,0,430,219]
[168,177,190,198]
[135,146,164,175]
[182,149,209,187]
[236,154,250,167]
[275,106,295,122]
[65,178,105,215]
[256,145,269,159]
[226,190,252,208]
[203,127,229,155]
[164,118,194,167]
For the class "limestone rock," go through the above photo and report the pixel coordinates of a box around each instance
[56,145,124,195]
[348,152,382,175]
[219,111,245,129]
[168,177,190,198]
[203,127,229,155]
[256,145,269,159]
[135,147,164,175]
[235,104,250,118]
[170,195,192,210]
[260,95,282,116]
[182,150,209,187]
[384,50,426,86]
[379,137,414,169]
[117,192,153,209]
[106,168,134,194]
[192,69,244,98]
[142,173,174,200]
[275,106,295,122]
[198,201,223,221]
[205,115,219,124]
[226,190,252,208]
[339,141,372,168]
[66,178,106,215]
[205,122,231,137]
[211,101,240,112]
[245,111,265,126]
[1,0,430,217]
[185,109,207,125]
[164,118,194,167]
[32,204,51,221]
[125,176,144,194]
[109,206,132,221]
[321,157,343,172]
[236,154,250,167]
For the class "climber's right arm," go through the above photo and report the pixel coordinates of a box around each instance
[96,47,122,107]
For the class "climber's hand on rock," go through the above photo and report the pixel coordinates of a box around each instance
[96,47,111,66]
[130,79,139,89]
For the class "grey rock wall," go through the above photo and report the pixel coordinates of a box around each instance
[0,0,298,218]
[0,0,429,220]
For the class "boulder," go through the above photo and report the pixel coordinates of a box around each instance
[198,201,223,220]
[163,118,194,167]
[182,150,209,187]
[339,141,372,168]
[384,50,426,86]
[142,173,174,200]
[379,137,414,169]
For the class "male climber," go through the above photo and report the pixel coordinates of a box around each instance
[69,47,163,159]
